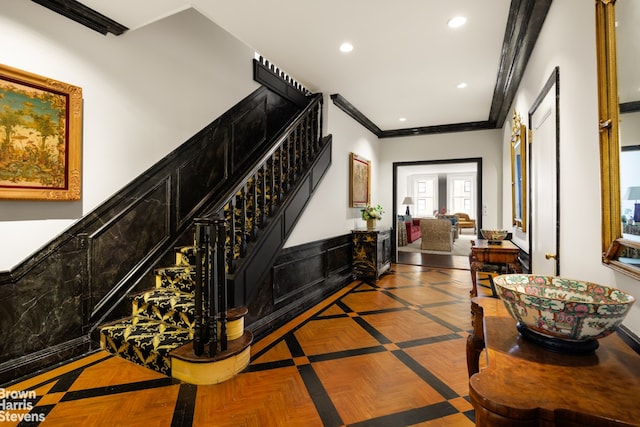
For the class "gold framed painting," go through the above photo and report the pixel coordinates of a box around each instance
[0,63,82,200]
[349,152,370,207]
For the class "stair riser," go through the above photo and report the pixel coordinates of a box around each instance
[132,293,244,339]
[101,332,172,375]
[155,267,196,293]
[172,346,251,385]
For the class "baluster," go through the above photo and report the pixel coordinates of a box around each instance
[282,138,290,193]
[317,97,324,147]
[304,114,312,160]
[293,127,301,181]
[223,203,236,274]
[193,218,213,356]
[207,218,224,357]
[300,118,308,167]
[193,222,204,356]
[277,146,285,202]
[257,167,266,227]
[266,156,275,210]
[235,189,247,257]
[288,132,297,184]
[299,121,306,169]
[311,106,319,152]
[246,177,257,240]
[215,218,228,352]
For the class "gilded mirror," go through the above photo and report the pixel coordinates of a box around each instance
[511,111,527,232]
[596,0,640,279]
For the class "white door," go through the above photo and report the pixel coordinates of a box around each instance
[530,72,559,275]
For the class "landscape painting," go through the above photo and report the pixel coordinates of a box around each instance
[0,63,82,200]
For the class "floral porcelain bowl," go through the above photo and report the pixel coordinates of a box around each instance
[480,229,508,241]
[492,274,635,343]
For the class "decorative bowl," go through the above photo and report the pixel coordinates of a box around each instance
[493,274,635,344]
[480,229,508,241]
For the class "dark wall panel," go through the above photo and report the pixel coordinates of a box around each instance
[273,252,325,305]
[177,128,228,223]
[0,237,85,365]
[246,234,353,338]
[89,180,170,315]
[232,97,267,170]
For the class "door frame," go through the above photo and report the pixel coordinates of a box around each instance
[392,158,483,263]
[527,67,560,274]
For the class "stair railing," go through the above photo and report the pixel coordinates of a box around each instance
[203,93,323,275]
[193,217,228,357]
[192,92,324,351]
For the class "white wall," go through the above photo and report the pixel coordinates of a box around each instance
[0,3,258,270]
[285,107,503,247]
[507,0,640,334]
[284,100,381,246]
[379,129,503,230]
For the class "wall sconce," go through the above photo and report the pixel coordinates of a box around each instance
[402,196,414,216]
[624,186,640,222]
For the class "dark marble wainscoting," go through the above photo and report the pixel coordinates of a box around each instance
[246,234,354,340]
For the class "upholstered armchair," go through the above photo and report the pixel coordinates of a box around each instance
[454,212,476,233]
[420,219,454,252]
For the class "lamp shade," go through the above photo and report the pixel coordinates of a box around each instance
[402,196,414,205]
[624,186,640,201]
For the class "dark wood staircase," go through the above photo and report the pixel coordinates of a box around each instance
[100,90,332,384]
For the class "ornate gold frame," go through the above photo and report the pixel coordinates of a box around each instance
[349,153,370,208]
[0,63,82,200]
[511,111,527,232]
[596,0,640,279]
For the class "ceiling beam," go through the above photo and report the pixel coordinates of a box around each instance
[488,0,553,128]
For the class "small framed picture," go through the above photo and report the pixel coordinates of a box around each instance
[349,152,370,207]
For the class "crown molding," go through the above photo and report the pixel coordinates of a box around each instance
[31,0,128,35]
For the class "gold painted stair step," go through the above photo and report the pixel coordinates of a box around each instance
[170,330,253,385]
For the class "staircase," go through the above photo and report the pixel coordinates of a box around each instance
[100,244,251,384]
[99,90,330,384]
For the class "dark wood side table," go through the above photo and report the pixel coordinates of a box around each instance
[469,240,522,297]
[467,297,640,426]
[352,228,391,280]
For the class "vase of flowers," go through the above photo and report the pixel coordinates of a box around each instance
[361,204,383,229]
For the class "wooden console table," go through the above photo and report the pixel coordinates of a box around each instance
[469,240,522,297]
[467,297,640,426]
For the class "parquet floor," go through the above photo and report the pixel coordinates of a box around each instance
[2,264,496,426]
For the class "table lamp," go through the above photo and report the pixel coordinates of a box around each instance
[625,186,640,222]
[402,196,414,216]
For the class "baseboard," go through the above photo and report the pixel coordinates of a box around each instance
[248,272,352,340]
[0,336,93,386]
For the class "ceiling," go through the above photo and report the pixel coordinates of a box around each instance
[47,0,552,134]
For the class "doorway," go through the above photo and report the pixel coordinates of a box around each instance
[393,158,483,267]
[528,68,560,275]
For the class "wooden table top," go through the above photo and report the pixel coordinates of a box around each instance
[470,297,640,425]
[471,239,520,251]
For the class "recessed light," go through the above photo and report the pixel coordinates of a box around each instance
[457,82,468,89]
[339,42,353,53]
[399,117,407,122]
[448,16,467,28]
